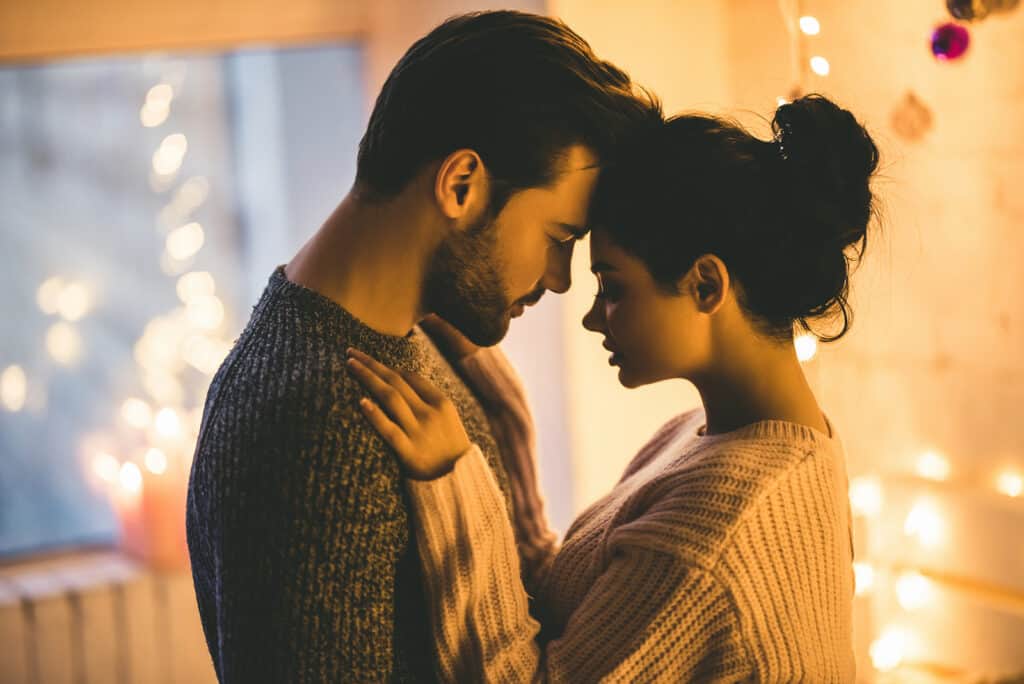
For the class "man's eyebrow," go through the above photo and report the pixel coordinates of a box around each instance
[590,261,616,273]
[555,222,589,239]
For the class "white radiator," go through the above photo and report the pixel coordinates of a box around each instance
[0,549,216,684]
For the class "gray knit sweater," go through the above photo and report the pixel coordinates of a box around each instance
[186,266,511,683]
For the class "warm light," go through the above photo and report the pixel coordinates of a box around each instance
[849,476,883,517]
[46,322,83,365]
[166,222,205,260]
[810,56,831,76]
[896,571,934,611]
[853,562,875,597]
[776,96,790,107]
[92,452,120,483]
[37,276,64,314]
[799,16,821,35]
[119,462,143,494]
[140,103,170,128]
[154,407,182,438]
[121,398,153,429]
[1,365,27,412]
[175,176,210,210]
[904,499,943,547]
[996,470,1023,498]
[182,336,232,375]
[56,281,92,321]
[146,83,174,107]
[795,333,818,362]
[176,271,215,303]
[152,133,188,175]
[141,371,185,406]
[916,450,951,481]
[144,447,168,475]
[186,295,224,330]
[870,626,909,672]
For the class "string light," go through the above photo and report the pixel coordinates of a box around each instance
[995,470,1023,498]
[92,452,120,484]
[810,55,831,76]
[56,281,92,321]
[154,407,182,439]
[795,333,818,362]
[870,626,911,672]
[853,562,875,596]
[118,462,143,494]
[904,498,944,548]
[144,447,168,475]
[166,222,205,261]
[1,365,27,412]
[799,16,821,35]
[140,83,173,127]
[849,476,883,517]
[185,294,225,330]
[46,322,83,365]
[152,133,188,175]
[896,571,934,611]
[176,271,215,303]
[37,276,64,314]
[915,450,951,481]
[121,398,153,430]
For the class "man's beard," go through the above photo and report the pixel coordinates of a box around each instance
[421,213,511,347]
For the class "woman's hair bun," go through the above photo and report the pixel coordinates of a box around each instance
[772,94,879,251]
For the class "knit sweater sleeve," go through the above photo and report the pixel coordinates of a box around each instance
[455,347,559,590]
[188,390,408,683]
[405,446,752,683]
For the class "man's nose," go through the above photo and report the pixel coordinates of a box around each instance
[542,243,574,294]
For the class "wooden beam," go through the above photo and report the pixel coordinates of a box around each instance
[0,0,369,64]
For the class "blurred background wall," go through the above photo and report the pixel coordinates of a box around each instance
[1,1,1022,682]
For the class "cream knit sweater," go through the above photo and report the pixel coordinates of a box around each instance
[408,347,856,683]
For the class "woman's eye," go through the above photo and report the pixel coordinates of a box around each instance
[594,275,619,301]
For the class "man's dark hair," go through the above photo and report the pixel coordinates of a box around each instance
[355,10,661,210]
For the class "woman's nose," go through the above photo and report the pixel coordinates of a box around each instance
[582,299,603,333]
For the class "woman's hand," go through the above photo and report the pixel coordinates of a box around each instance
[346,347,471,480]
[419,313,481,362]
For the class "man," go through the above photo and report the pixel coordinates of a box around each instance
[186,10,660,682]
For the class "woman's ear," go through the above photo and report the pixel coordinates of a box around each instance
[434,149,488,223]
[685,254,730,315]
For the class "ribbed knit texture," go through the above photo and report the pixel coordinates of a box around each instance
[185,266,516,683]
[407,380,857,682]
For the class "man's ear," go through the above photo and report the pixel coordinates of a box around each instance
[435,149,487,222]
[684,254,730,315]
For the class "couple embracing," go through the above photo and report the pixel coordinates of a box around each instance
[187,10,878,683]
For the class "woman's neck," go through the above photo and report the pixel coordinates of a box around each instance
[693,339,827,437]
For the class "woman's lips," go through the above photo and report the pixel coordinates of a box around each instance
[603,341,623,366]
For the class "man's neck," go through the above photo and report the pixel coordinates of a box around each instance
[285,191,436,337]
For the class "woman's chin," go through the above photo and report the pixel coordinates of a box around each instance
[615,364,641,389]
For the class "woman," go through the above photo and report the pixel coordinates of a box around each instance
[346,94,879,682]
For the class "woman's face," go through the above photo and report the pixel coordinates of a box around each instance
[581,228,711,388]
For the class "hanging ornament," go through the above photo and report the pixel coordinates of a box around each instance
[891,91,934,143]
[946,0,1020,22]
[931,22,970,61]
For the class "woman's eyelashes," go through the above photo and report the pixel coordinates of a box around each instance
[595,274,620,301]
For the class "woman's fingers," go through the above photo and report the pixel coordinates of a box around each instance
[399,368,446,406]
[347,348,427,410]
[358,398,414,459]
[346,357,418,431]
